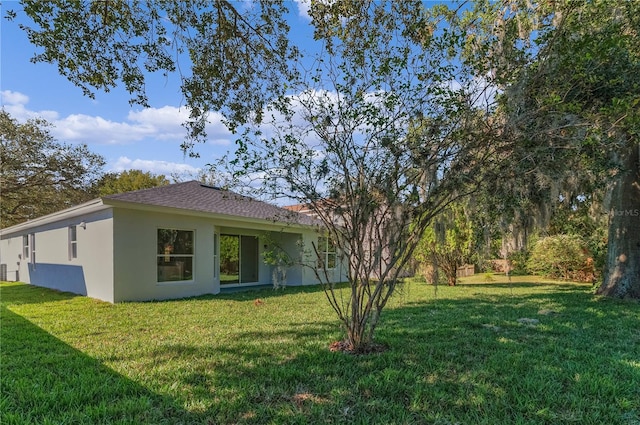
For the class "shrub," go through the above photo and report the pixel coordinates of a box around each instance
[526,234,593,281]
[507,249,530,275]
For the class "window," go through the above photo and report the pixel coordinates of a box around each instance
[68,225,77,259]
[157,229,194,282]
[317,236,337,269]
[29,234,36,265]
[23,235,29,259]
[213,233,219,279]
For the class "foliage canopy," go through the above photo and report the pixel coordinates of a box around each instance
[97,169,169,196]
[0,111,105,227]
[9,0,299,153]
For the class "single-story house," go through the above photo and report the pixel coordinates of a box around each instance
[0,181,347,302]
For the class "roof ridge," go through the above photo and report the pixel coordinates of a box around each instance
[99,180,320,226]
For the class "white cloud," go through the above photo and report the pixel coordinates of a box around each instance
[127,106,189,139]
[439,76,499,110]
[55,114,153,144]
[294,0,312,21]
[293,0,337,21]
[127,107,232,145]
[1,90,29,105]
[1,90,233,146]
[111,156,201,176]
[1,90,59,121]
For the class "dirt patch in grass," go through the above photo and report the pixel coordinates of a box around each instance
[328,340,388,355]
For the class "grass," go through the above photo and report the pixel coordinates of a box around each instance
[1,277,639,424]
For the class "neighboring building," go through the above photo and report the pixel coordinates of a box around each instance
[0,181,347,302]
[284,199,414,279]
[283,199,340,221]
[283,202,322,219]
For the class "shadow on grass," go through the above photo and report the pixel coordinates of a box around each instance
[0,306,199,424]
[2,281,638,424]
[203,281,343,302]
[127,284,639,424]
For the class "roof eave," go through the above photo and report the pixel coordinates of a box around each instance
[0,199,109,237]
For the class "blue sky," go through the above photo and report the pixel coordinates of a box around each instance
[1,1,314,180]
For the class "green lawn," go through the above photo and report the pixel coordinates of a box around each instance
[1,277,639,424]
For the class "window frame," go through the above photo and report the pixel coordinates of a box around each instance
[213,232,219,279]
[156,228,195,283]
[68,225,78,260]
[317,235,337,270]
[219,233,260,285]
[23,235,29,259]
[29,234,36,265]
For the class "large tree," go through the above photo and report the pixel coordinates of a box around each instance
[463,0,640,297]
[10,0,506,350]
[0,111,105,227]
[8,0,299,151]
[229,1,499,352]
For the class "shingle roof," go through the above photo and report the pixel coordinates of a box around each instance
[103,181,318,226]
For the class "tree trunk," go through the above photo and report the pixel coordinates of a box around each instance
[597,143,640,298]
[346,318,372,353]
[444,258,457,286]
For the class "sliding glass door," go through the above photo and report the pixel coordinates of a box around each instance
[219,234,259,284]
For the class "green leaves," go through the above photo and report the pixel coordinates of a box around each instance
[0,111,105,227]
[414,202,475,285]
[468,0,639,269]
[526,234,592,281]
[96,169,169,196]
[11,0,299,150]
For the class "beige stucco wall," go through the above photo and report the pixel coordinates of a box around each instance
[111,207,342,301]
[1,202,347,303]
[0,208,115,302]
[299,232,348,286]
[112,208,219,302]
[0,234,23,282]
[0,233,24,282]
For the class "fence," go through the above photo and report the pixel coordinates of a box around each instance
[456,264,475,278]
